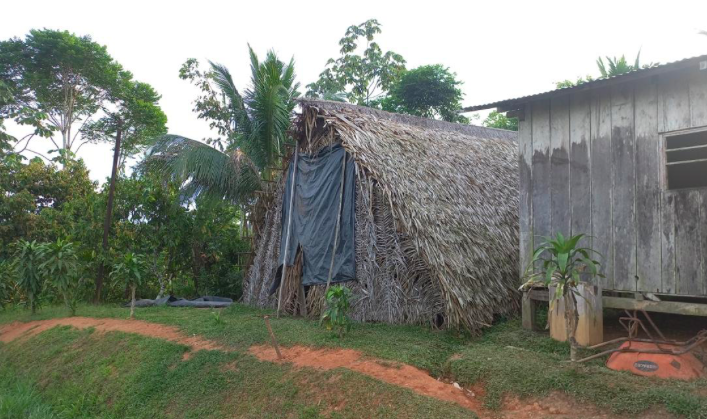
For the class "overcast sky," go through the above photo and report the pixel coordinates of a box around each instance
[3,0,706,183]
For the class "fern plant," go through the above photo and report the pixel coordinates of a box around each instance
[520,233,602,361]
[320,285,353,338]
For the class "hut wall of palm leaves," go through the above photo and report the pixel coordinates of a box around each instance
[243,99,520,331]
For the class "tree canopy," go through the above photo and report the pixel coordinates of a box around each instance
[381,65,467,123]
[306,19,406,106]
[81,80,167,171]
[0,29,130,162]
[482,111,518,131]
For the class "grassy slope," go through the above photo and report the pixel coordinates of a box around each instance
[0,304,705,419]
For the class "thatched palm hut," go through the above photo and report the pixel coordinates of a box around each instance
[243,99,519,331]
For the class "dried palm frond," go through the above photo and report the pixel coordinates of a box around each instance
[244,99,520,332]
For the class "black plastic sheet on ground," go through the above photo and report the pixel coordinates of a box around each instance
[278,143,356,287]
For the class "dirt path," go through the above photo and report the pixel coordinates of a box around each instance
[0,318,664,418]
[0,317,226,359]
[250,344,488,414]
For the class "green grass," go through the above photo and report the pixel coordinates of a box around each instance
[0,303,706,418]
[0,374,59,419]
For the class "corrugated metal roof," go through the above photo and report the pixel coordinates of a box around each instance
[462,54,707,112]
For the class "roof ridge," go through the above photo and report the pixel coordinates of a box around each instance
[299,98,517,142]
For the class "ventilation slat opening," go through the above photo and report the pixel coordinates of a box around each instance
[666,129,707,190]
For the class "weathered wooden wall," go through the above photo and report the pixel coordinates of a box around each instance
[519,68,707,296]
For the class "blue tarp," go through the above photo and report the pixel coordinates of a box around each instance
[278,143,356,287]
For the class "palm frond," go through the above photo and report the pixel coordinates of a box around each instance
[145,134,261,204]
[208,61,245,112]
[243,45,300,170]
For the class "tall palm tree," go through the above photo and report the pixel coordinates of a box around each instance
[146,46,300,205]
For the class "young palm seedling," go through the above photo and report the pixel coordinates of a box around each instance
[520,233,602,361]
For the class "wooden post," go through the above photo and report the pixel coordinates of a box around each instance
[277,143,299,317]
[521,292,538,331]
[549,283,603,346]
[263,316,282,360]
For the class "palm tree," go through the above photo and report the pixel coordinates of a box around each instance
[146,46,299,205]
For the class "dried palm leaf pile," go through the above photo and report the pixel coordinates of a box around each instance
[243,99,520,332]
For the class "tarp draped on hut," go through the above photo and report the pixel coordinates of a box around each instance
[243,99,520,331]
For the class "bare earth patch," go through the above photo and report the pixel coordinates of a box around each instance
[250,344,487,416]
[250,344,672,419]
[0,317,226,358]
[0,317,673,418]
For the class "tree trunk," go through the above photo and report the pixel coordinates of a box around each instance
[130,285,136,319]
[156,275,165,300]
[564,290,579,361]
[63,291,74,316]
[94,125,122,303]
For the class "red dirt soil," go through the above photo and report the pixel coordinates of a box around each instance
[0,318,673,418]
[249,344,489,414]
[0,317,226,359]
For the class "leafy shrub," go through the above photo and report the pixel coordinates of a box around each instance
[0,260,15,309]
[38,239,81,316]
[110,253,146,319]
[320,285,353,338]
[13,240,45,314]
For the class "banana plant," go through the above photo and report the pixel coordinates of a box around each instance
[520,233,603,361]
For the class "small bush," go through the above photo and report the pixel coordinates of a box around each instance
[320,285,353,338]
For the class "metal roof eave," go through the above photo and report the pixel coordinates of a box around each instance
[462,54,707,113]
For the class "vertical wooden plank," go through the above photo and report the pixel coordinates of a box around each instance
[701,190,707,296]
[531,100,552,244]
[675,191,703,295]
[550,96,571,238]
[634,80,662,293]
[611,84,637,292]
[590,90,614,290]
[518,109,533,274]
[658,72,693,295]
[690,68,707,294]
[657,75,675,294]
[661,190,677,294]
[521,293,537,330]
[569,92,591,239]
[689,69,707,127]
[661,71,692,132]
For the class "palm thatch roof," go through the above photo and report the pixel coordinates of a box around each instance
[244,99,520,332]
[298,100,519,330]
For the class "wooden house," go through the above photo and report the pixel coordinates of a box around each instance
[464,55,707,334]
